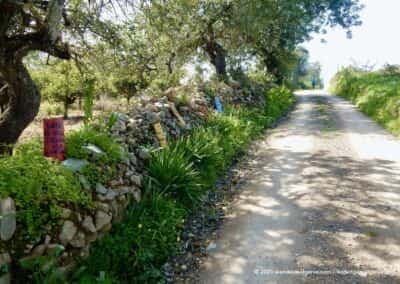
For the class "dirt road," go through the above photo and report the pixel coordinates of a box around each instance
[198,91,400,284]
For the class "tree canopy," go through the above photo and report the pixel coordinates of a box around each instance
[0,0,363,153]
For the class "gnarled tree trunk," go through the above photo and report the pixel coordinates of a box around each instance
[204,41,227,80]
[0,55,41,154]
[0,0,69,154]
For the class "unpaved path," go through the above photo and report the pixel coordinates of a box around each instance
[198,91,400,284]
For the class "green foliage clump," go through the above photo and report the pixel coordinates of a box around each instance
[76,194,186,283]
[66,127,123,164]
[265,87,296,118]
[170,128,224,187]
[147,147,203,208]
[331,67,400,135]
[0,141,91,243]
[65,127,124,186]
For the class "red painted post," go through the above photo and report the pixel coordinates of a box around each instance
[43,117,65,161]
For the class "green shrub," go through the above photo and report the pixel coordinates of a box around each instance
[170,128,224,186]
[76,193,186,283]
[147,147,203,208]
[65,127,123,186]
[0,142,91,243]
[66,127,123,164]
[265,86,295,117]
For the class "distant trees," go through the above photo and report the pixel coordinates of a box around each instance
[291,47,324,89]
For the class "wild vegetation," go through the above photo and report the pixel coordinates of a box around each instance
[72,87,295,283]
[331,65,400,135]
[0,1,364,283]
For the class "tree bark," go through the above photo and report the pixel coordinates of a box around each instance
[0,58,41,154]
[204,41,227,79]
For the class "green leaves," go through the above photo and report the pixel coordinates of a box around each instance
[147,147,203,208]
[332,66,400,136]
[0,141,92,243]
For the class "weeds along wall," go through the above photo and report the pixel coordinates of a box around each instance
[331,67,400,135]
[0,82,295,283]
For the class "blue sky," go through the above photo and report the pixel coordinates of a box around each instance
[302,0,400,88]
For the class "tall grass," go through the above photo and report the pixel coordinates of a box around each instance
[331,67,400,135]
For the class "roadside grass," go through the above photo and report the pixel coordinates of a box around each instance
[72,87,295,283]
[331,67,400,136]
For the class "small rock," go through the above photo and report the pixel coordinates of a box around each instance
[130,174,142,187]
[61,159,89,172]
[138,148,151,160]
[206,242,217,252]
[132,188,142,202]
[44,235,51,245]
[59,220,77,244]
[31,244,47,257]
[94,202,110,213]
[70,231,86,248]
[81,216,96,233]
[95,211,112,231]
[180,264,188,271]
[0,197,16,241]
[61,208,72,219]
[78,175,91,191]
[95,183,108,195]
[83,144,105,158]
[146,112,161,124]
[96,190,117,202]
[109,177,124,187]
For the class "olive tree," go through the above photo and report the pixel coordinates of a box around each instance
[0,0,137,153]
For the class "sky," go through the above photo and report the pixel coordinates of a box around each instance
[302,0,400,88]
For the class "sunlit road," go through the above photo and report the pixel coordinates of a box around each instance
[198,91,400,284]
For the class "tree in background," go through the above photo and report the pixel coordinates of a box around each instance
[291,47,324,89]
[32,60,87,118]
